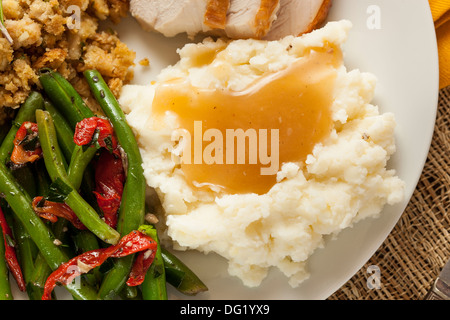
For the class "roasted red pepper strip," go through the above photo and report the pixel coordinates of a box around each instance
[74,117,117,150]
[10,121,42,165]
[42,230,157,300]
[32,197,87,230]
[93,150,125,229]
[0,207,26,292]
[126,249,156,287]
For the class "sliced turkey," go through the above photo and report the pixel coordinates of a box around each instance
[129,0,330,40]
[224,0,280,39]
[263,0,332,40]
[129,0,211,38]
[130,0,280,39]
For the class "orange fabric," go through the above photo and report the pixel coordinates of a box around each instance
[430,0,450,89]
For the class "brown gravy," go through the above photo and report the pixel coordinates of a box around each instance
[153,44,342,194]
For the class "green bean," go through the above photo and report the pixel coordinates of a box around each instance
[119,285,142,300]
[0,162,98,300]
[65,193,119,246]
[7,201,37,296]
[84,70,146,235]
[0,228,13,300]
[0,93,42,299]
[39,69,94,128]
[43,98,99,193]
[140,225,167,300]
[36,109,120,245]
[67,145,98,193]
[0,91,44,164]
[34,159,74,257]
[72,229,99,255]
[161,248,208,296]
[27,159,63,300]
[52,218,74,256]
[40,72,100,214]
[43,100,76,162]
[43,96,102,283]
[12,212,37,270]
[35,110,68,188]
[27,252,52,300]
[12,165,37,199]
[98,255,135,299]
[84,70,146,299]
[10,212,38,296]
[33,159,80,298]
[0,95,98,300]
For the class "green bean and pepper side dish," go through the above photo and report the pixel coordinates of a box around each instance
[0,69,208,300]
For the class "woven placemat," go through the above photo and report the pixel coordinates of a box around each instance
[328,86,450,300]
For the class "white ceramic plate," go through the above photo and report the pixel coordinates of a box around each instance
[12,0,439,300]
[113,0,438,300]
[103,0,440,300]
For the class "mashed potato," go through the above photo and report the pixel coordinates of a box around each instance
[118,20,405,288]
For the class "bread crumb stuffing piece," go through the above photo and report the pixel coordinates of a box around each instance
[0,0,135,116]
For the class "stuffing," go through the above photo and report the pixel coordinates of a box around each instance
[0,0,135,116]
